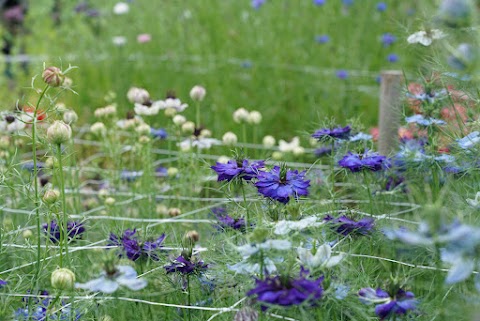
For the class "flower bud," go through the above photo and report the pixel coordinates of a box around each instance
[63,77,73,88]
[184,230,200,244]
[293,146,305,156]
[138,135,151,144]
[164,107,177,117]
[199,129,211,138]
[272,151,283,160]
[168,207,181,217]
[22,229,33,239]
[247,110,262,124]
[51,268,75,290]
[43,189,60,204]
[90,122,107,136]
[104,197,116,206]
[217,155,230,164]
[46,121,72,145]
[101,316,113,321]
[233,108,249,123]
[222,131,238,146]
[136,123,151,135]
[156,204,168,216]
[42,66,64,87]
[189,85,206,101]
[172,115,186,126]
[127,87,150,104]
[167,167,179,177]
[181,121,196,134]
[63,110,78,124]
[262,135,276,148]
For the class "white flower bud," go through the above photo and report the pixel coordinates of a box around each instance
[199,129,212,138]
[113,2,129,15]
[262,135,276,148]
[136,124,151,135]
[189,85,206,101]
[51,268,75,290]
[138,135,151,144]
[233,108,249,123]
[293,146,305,156]
[90,122,107,136]
[127,87,150,104]
[63,110,78,124]
[272,151,283,160]
[104,197,116,206]
[156,204,169,216]
[248,110,262,124]
[46,121,72,145]
[172,114,186,126]
[168,207,182,217]
[22,229,33,239]
[43,189,60,205]
[63,77,73,88]
[164,107,177,117]
[217,155,230,164]
[222,131,238,146]
[181,121,196,134]
[167,167,179,177]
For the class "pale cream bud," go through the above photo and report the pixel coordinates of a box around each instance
[42,66,64,87]
[167,167,179,177]
[127,87,150,104]
[90,122,107,136]
[43,189,60,204]
[168,207,181,217]
[272,151,283,160]
[293,146,305,156]
[189,85,206,101]
[98,188,109,198]
[164,107,177,117]
[247,110,262,124]
[138,135,151,144]
[184,230,200,244]
[217,155,230,164]
[172,115,186,126]
[233,107,249,123]
[104,197,116,206]
[63,77,73,88]
[181,121,196,134]
[222,131,238,146]
[63,110,78,124]
[46,121,72,145]
[262,135,276,148]
[199,129,212,138]
[156,204,169,216]
[136,124,151,135]
[51,268,75,290]
[22,229,33,239]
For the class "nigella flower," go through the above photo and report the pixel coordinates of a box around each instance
[407,29,446,46]
[108,229,166,261]
[312,125,351,140]
[313,0,326,5]
[324,215,375,236]
[376,2,387,11]
[381,33,396,47]
[251,0,266,9]
[387,53,399,63]
[457,131,480,149]
[76,265,147,293]
[255,166,310,204]
[0,279,6,288]
[212,207,246,231]
[14,290,81,321]
[338,151,389,172]
[211,159,265,182]
[359,287,417,320]
[247,267,324,310]
[314,146,334,157]
[315,34,330,44]
[164,254,208,275]
[150,127,168,139]
[336,69,348,80]
[405,114,446,126]
[349,132,373,142]
[42,220,85,243]
[297,243,344,269]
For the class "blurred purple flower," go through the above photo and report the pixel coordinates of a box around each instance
[324,215,374,235]
[0,279,6,288]
[338,151,389,172]
[151,127,168,139]
[381,33,396,47]
[358,287,417,320]
[315,34,330,44]
[251,0,266,9]
[387,53,399,63]
[213,207,246,231]
[313,0,326,5]
[109,229,166,261]
[312,125,351,140]
[255,166,310,204]
[165,255,208,275]
[247,267,324,310]
[42,220,85,243]
[211,159,265,182]
[336,70,348,80]
[376,2,387,12]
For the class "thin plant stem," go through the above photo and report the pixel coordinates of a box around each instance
[57,143,69,267]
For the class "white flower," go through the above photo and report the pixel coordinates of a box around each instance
[278,136,300,153]
[134,102,162,116]
[76,265,147,293]
[247,110,262,124]
[222,131,238,145]
[113,2,129,15]
[189,85,206,101]
[127,87,150,104]
[407,29,446,46]
[466,192,480,208]
[228,257,277,274]
[178,137,220,151]
[163,98,188,112]
[172,114,186,126]
[262,135,276,148]
[233,108,249,123]
[236,239,291,257]
[297,243,345,269]
[274,216,324,235]
[0,113,26,132]
[112,36,127,46]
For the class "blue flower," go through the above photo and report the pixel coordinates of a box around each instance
[338,151,389,172]
[150,127,168,139]
[381,33,396,47]
[75,265,147,293]
[108,229,166,261]
[324,215,375,236]
[247,268,324,310]
[376,2,387,12]
[387,53,399,63]
[315,34,330,44]
[165,254,208,275]
[359,287,417,320]
[336,69,348,80]
[213,207,246,231]
[438,0,473,28]
[349,132,372,142]
[405,114,446,126]
[342,0,353,5]
[251,0,266,9]
[42,220,85,243]
[0,279,6,288]
[14,290,81,321]
[255,166,310,204]
[313,0,326,5]
[120,170,143,181]
[457,131,480,149]
[312,125,351,140]
[211,159,265,182]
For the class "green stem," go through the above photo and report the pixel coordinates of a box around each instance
[57,143,68,267]
[242,123,248,156]
[240,183,249,231]
[33,85,49,286]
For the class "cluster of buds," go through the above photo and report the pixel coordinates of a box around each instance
[233,108,262,124]
[94,105,117,118]
[127,87,150,105]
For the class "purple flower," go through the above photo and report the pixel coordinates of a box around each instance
[359,287,417,320]
[0,279,6,288]
[108,229,166,261]
[381,33,396,47]
[313,0,326,5]
[211,159,265,182]
[314,146,334,157]
[165,255,208,275]
[324,215,374,235]
[336,70,348,80]
[213,207,246,231]
[42,220,85,243]
[312,125,351,140]
[247,268,324,310]
[251,0,266,9]
[150,127,168,139]
[76,265,147,293]
[255,166,310,204]
[15,290,81,320]
[376,2,387,12]
[384,175,405,191]
[315,34,330,44]
[387,53,399,63]
[338,151,389,172]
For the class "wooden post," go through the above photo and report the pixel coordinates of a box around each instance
[378,70,403,155]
